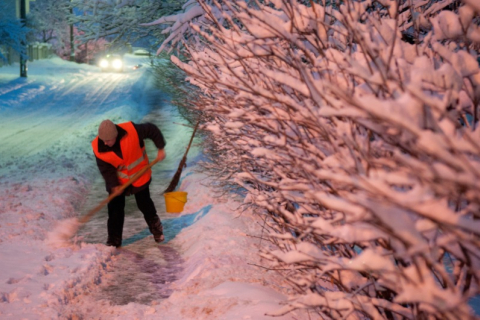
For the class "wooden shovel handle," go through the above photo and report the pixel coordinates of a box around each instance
[78,158,160,224]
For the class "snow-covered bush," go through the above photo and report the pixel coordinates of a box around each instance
[149,0,480,318]
[70,0,185,52]
[28,0,108,63]
[27,0,70,45]
[57,27,110,63]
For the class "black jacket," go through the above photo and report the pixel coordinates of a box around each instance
[94,122,166,194]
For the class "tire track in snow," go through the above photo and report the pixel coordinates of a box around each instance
[0,70,142,162]
[0,79,35,96]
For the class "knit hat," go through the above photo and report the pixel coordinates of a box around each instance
[98,120,118,141]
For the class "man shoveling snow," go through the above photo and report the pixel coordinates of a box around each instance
[92,119,167,247]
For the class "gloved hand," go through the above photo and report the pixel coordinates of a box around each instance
[111,186,122,196]
[156,149,166,162]
[111,185,132,196]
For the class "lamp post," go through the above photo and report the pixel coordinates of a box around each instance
[20,0,27,77]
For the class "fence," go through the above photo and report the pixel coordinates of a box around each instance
[0,42,53,67]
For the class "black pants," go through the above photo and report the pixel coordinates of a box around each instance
[107,186,161,245]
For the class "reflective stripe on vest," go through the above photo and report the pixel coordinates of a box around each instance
[117,150,147,179]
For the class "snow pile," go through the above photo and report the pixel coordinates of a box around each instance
[65,168,305,319]
[161,173,296,319]
[0,175,115,318]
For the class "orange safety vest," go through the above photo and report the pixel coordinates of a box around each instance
[92,122,151,187]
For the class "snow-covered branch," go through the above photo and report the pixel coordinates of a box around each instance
[0,2,28,61]
[150,0,480,318]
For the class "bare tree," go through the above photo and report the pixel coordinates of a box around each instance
[27,0,70,48]
[69,0,185,52]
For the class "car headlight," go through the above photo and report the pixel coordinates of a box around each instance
[99,59,109,68]
[112,59,123,69]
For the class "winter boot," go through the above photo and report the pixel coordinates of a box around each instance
[147,215,164,243]
[106,237,122,248]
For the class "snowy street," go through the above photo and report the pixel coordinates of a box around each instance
[0,56,302,319]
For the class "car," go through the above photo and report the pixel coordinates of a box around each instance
[99,54,124,72]
[133,48,151,56]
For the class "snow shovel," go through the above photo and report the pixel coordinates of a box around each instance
[51,158,161,245]
[79,157,161,225]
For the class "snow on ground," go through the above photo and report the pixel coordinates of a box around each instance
[0,56,305,319]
